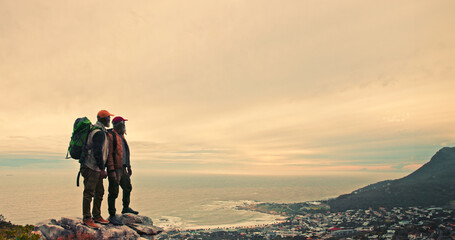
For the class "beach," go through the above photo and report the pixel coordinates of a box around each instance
[154,200,287,231]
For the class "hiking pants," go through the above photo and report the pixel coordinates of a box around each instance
[81,166,104,220]
[108,167,132,216]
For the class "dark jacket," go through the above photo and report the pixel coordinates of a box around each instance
[92,130,106,170]
[107,129,130,172]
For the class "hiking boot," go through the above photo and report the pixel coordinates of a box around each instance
[108,215,123,226]
[83,218,100,229]
[122,207,139,215]
[93,216,109,225]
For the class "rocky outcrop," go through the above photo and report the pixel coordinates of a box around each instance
[35,214,163,240]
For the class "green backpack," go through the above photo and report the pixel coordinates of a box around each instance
[66,117,92,163]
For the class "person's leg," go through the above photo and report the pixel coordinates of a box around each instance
[81,167,99,220]
[108,171,120,216]
[120,168,132,209]
[120,167,138,214]
[92,174,104,219]
[107,169,124,225]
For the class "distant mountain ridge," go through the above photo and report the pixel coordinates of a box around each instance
[328,147,455,211]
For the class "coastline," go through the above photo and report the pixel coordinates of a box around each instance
[154,200,287,231]
[184,214,287,231]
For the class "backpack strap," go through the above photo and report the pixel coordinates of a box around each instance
[76,170,81,187]
[85,127,102,150]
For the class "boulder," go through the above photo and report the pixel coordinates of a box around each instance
[119,214,153,226]
[34,215,163,240]
[100,225,140,239]
[35,219,58,226]
[119,213,139,225]
[138,216,154,226]
[38,224,71,240]
[127,223,163,235]
[75,223,99,239]
[58,217,80,231]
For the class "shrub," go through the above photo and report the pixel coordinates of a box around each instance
[0,214,40,240]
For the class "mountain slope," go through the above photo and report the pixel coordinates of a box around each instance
[328,147,455,211]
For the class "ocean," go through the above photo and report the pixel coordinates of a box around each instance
[0,170,403,230]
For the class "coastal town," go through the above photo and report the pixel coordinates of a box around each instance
[157,202,455,240]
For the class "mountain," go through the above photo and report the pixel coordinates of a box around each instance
[328,147,455,211]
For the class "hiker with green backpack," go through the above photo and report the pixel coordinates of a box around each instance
[74,110,114,229]
[67,110,115,228]
[80,110,115,228]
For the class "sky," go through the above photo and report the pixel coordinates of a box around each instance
[1,0,454,176]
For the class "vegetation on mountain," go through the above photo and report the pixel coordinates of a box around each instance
[238,202,330,216]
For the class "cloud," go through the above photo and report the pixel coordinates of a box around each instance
[1,0,455,175]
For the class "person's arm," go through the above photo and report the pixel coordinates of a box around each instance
[92,130,106,170]
[124,138,132,176]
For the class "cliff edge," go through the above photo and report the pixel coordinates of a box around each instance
[34,213,163,240]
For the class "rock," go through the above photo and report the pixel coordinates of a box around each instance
[100,225,140,239]
[75,223,99,239]
[119,213,141,225]
[138,216,154,226]
[35,215,163,239]
[38,224,71,240]
[119,214,153,226]
[35,218,58,226]
[127,223,163,235]
[58,217,81,231]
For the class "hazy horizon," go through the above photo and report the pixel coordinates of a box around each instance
[1,0,455,175]
[0,170,403,226]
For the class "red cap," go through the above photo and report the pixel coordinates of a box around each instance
[112,116,128,124]
[97,110,114,118]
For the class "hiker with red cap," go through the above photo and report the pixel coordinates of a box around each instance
[106,116,139,225]
[80,110,113,229]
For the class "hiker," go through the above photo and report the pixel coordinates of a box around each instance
[80,110,114,229]
[107,116,139,226]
